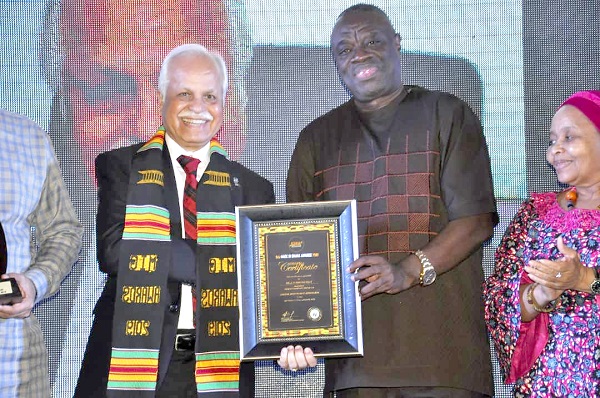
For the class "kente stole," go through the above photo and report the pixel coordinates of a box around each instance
[107,127,241,397]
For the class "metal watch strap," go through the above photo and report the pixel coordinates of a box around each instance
[415,249,435,286]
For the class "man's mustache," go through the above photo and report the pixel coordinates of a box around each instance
[178,111,214,121]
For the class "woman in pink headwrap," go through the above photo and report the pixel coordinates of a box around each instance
[484,90,600,396]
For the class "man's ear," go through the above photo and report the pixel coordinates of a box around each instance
[394,33,402,52]
[157,89,164,108]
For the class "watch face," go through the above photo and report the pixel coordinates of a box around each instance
[591,279,600,295]
[422,268,436,286]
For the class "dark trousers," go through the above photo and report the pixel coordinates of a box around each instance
[155,341,255,397]
[156,349,197,398]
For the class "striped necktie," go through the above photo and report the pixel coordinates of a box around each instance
[177,155,200,240]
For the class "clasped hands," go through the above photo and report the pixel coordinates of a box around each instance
[0,273,35,319]
[277,255,418,371]
[524,236,587,301]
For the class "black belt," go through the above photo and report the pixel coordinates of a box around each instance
[174,331,195,351]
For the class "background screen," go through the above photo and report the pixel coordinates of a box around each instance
[0,0,598,396]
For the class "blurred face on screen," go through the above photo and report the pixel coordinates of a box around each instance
[547,105,600,187]
[331,10,403,107]
[61,0,245,178]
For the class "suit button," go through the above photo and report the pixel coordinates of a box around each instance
[169,304,179,313]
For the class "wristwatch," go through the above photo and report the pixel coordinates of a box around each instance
[415,250,436,286]
[590,267,600,294]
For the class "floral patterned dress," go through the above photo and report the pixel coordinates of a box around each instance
[484,192,600,397]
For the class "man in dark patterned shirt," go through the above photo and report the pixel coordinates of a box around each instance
[280,4,497,398]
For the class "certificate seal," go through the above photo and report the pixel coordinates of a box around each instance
[307,307,323,322]
[288,236,304,252]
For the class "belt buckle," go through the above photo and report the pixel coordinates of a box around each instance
[174,333,195,351]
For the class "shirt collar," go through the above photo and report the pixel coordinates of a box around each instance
[165,134,211,166]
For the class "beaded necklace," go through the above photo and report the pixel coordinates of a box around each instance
[565,188,600,210]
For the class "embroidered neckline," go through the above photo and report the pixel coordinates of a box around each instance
[532,191,600,232]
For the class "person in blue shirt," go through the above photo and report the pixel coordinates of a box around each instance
[0,109,83,397]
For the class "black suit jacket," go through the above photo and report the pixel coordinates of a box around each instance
[74,142,275,397]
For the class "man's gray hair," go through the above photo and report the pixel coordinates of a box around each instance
[158,44,229,103]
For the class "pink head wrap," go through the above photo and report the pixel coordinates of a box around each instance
[559,90,600,132]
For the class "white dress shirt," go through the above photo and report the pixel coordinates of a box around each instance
[165,134,210,330]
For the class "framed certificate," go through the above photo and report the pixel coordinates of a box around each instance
[236,200,362,361]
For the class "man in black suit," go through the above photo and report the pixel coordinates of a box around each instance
[74,44,274,398]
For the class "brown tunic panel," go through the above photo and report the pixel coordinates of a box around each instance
[287,86,496,395]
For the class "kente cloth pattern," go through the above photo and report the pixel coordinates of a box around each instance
[107,127,241,397]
